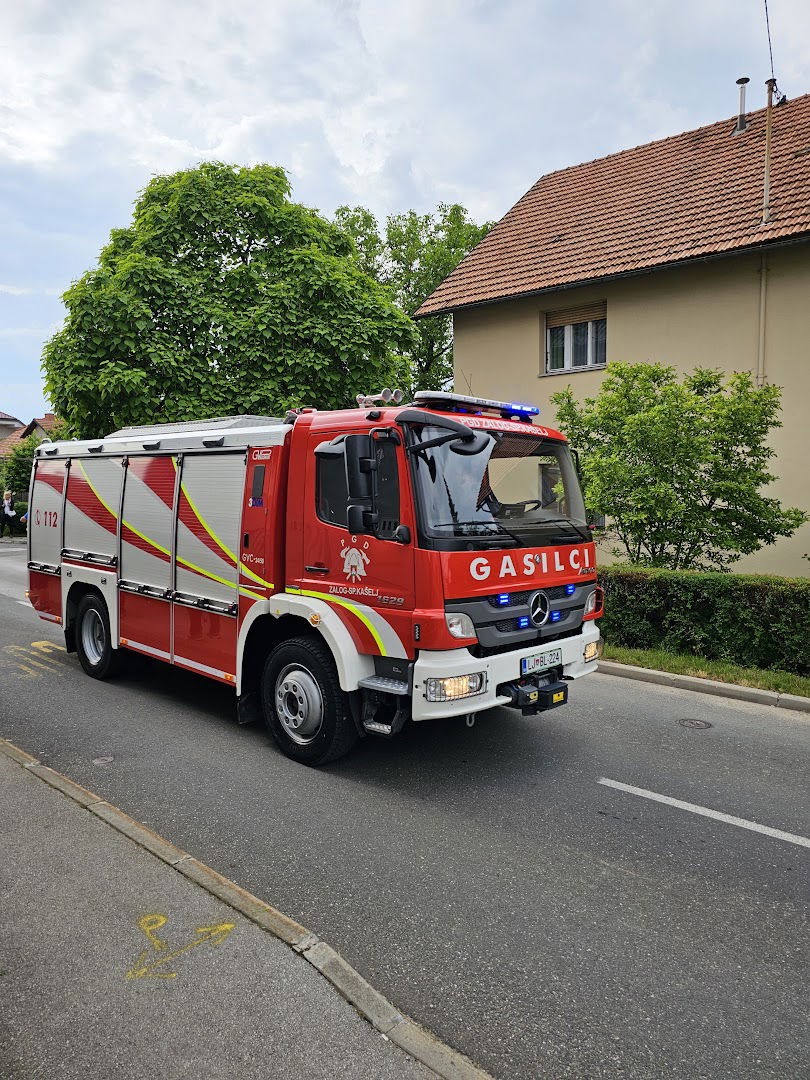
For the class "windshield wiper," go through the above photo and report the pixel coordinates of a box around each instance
[512,515,591,542]
[432,520,520,543]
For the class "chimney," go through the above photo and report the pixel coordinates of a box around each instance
[733,77,750,134]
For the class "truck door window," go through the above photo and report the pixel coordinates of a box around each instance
[251,465,266,503]
[316,452,349,527]
[374,440,400,539]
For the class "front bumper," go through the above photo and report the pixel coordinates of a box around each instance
[411,621,600,721]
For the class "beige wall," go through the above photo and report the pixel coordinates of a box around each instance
[453,245,810,577]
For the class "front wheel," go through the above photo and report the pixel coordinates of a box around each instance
[260,636,358,765]
[75,593,122,680]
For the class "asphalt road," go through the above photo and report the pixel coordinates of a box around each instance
[1,545,808,1079]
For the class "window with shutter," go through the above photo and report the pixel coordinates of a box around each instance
[543,303,607,374]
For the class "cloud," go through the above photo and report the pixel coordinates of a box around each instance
[1,0,809,421]
[0,326,55,337]
[0,284,61,296]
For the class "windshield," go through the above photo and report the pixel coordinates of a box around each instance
[409,425,587,546]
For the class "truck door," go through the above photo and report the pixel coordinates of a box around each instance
[294,429,415,662]
[239,448,280,608]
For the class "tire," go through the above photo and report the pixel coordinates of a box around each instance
[260,636,358,765]
[75,593,122,680]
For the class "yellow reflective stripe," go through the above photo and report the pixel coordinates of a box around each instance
[172,458,275,591]
[239,562,275,590]
[76,460,120,523]
[78,460,248,594]
[76,460,171,558]
[287,587,386,656]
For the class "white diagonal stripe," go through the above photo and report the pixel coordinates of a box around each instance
[597,777,810,849]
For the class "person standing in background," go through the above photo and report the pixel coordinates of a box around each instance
[1,490,18,536]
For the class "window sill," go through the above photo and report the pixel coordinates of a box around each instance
[539,364,607,379]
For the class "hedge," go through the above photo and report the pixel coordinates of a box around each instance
[598,566,810,676]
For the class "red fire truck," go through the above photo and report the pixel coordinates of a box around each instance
[26,391,603,764]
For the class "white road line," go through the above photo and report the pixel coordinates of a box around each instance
[598,777,810,849]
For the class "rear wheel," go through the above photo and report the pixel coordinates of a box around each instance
[75,593,122,680]
[261,636,358,765]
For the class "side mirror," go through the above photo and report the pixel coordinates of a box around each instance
[345,434,378,535]
[345,434,374,501]
[448,430,491,455]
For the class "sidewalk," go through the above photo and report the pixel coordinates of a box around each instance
[0,747,440,1080]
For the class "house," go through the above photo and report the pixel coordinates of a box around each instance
[0,413,61,462]
[415,91,810,576]
[0,410,23,444]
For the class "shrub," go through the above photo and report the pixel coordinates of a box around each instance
[598,566,810,676]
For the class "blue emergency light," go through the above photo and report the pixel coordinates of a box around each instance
[517,616,530,629]
[497,593,511,605]
[565,584,576,596]
[413,391,540,421]
[550,610,562,622]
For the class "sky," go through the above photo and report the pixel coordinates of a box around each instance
[1,0,809,422]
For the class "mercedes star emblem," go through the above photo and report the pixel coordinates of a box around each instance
[529,590,550,627]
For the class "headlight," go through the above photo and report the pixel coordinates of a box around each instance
[445,612,476,639]
[425,672,487,702]
[584,638,603,663]
[584,590,597,616]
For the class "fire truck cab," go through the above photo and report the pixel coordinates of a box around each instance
[27,391,603,764]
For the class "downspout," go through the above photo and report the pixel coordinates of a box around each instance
[757,252,768,387]
[757,79,777,388]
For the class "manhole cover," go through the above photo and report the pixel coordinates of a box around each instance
[677,718,712,730]
[92,755,114,765]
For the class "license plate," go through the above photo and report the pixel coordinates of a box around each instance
[521,648,562,676]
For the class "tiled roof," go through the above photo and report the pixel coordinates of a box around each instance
[0,428,25,457]
[416,94,810,317]
[0,410,23,424]
[21,413,60,437]
[0,415,61,457]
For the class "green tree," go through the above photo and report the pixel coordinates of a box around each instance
[334,203,492,392]
[1,434,44,498]
[43,163,416,437]
[551,362,806,571]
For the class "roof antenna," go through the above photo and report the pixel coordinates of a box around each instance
[733,77,750,134]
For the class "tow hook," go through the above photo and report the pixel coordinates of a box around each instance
[500,676,569,715]
[465,714,476,728]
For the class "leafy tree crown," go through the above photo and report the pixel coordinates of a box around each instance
[44,162,416,437]
[334,203,492,393]
[551,362,806,571]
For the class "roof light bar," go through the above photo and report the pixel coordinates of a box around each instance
[413,391,539,420]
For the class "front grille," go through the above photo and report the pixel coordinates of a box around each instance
[487,584,573,607]
[468,626,582,658]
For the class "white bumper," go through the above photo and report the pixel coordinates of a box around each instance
[411,621,600,721]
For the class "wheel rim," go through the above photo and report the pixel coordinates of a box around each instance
[275,664,324,745]
[81,608,105,666]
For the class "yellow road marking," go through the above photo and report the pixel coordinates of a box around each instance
[31,640,66,655]
[3,643,65,675]
[126,912,235,980]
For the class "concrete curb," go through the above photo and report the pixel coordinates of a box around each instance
[0,738,493,1080]
[597,660,810,714]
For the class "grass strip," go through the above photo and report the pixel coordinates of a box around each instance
[602,645,810,698]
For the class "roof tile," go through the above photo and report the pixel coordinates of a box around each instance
[416,96,810,317]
